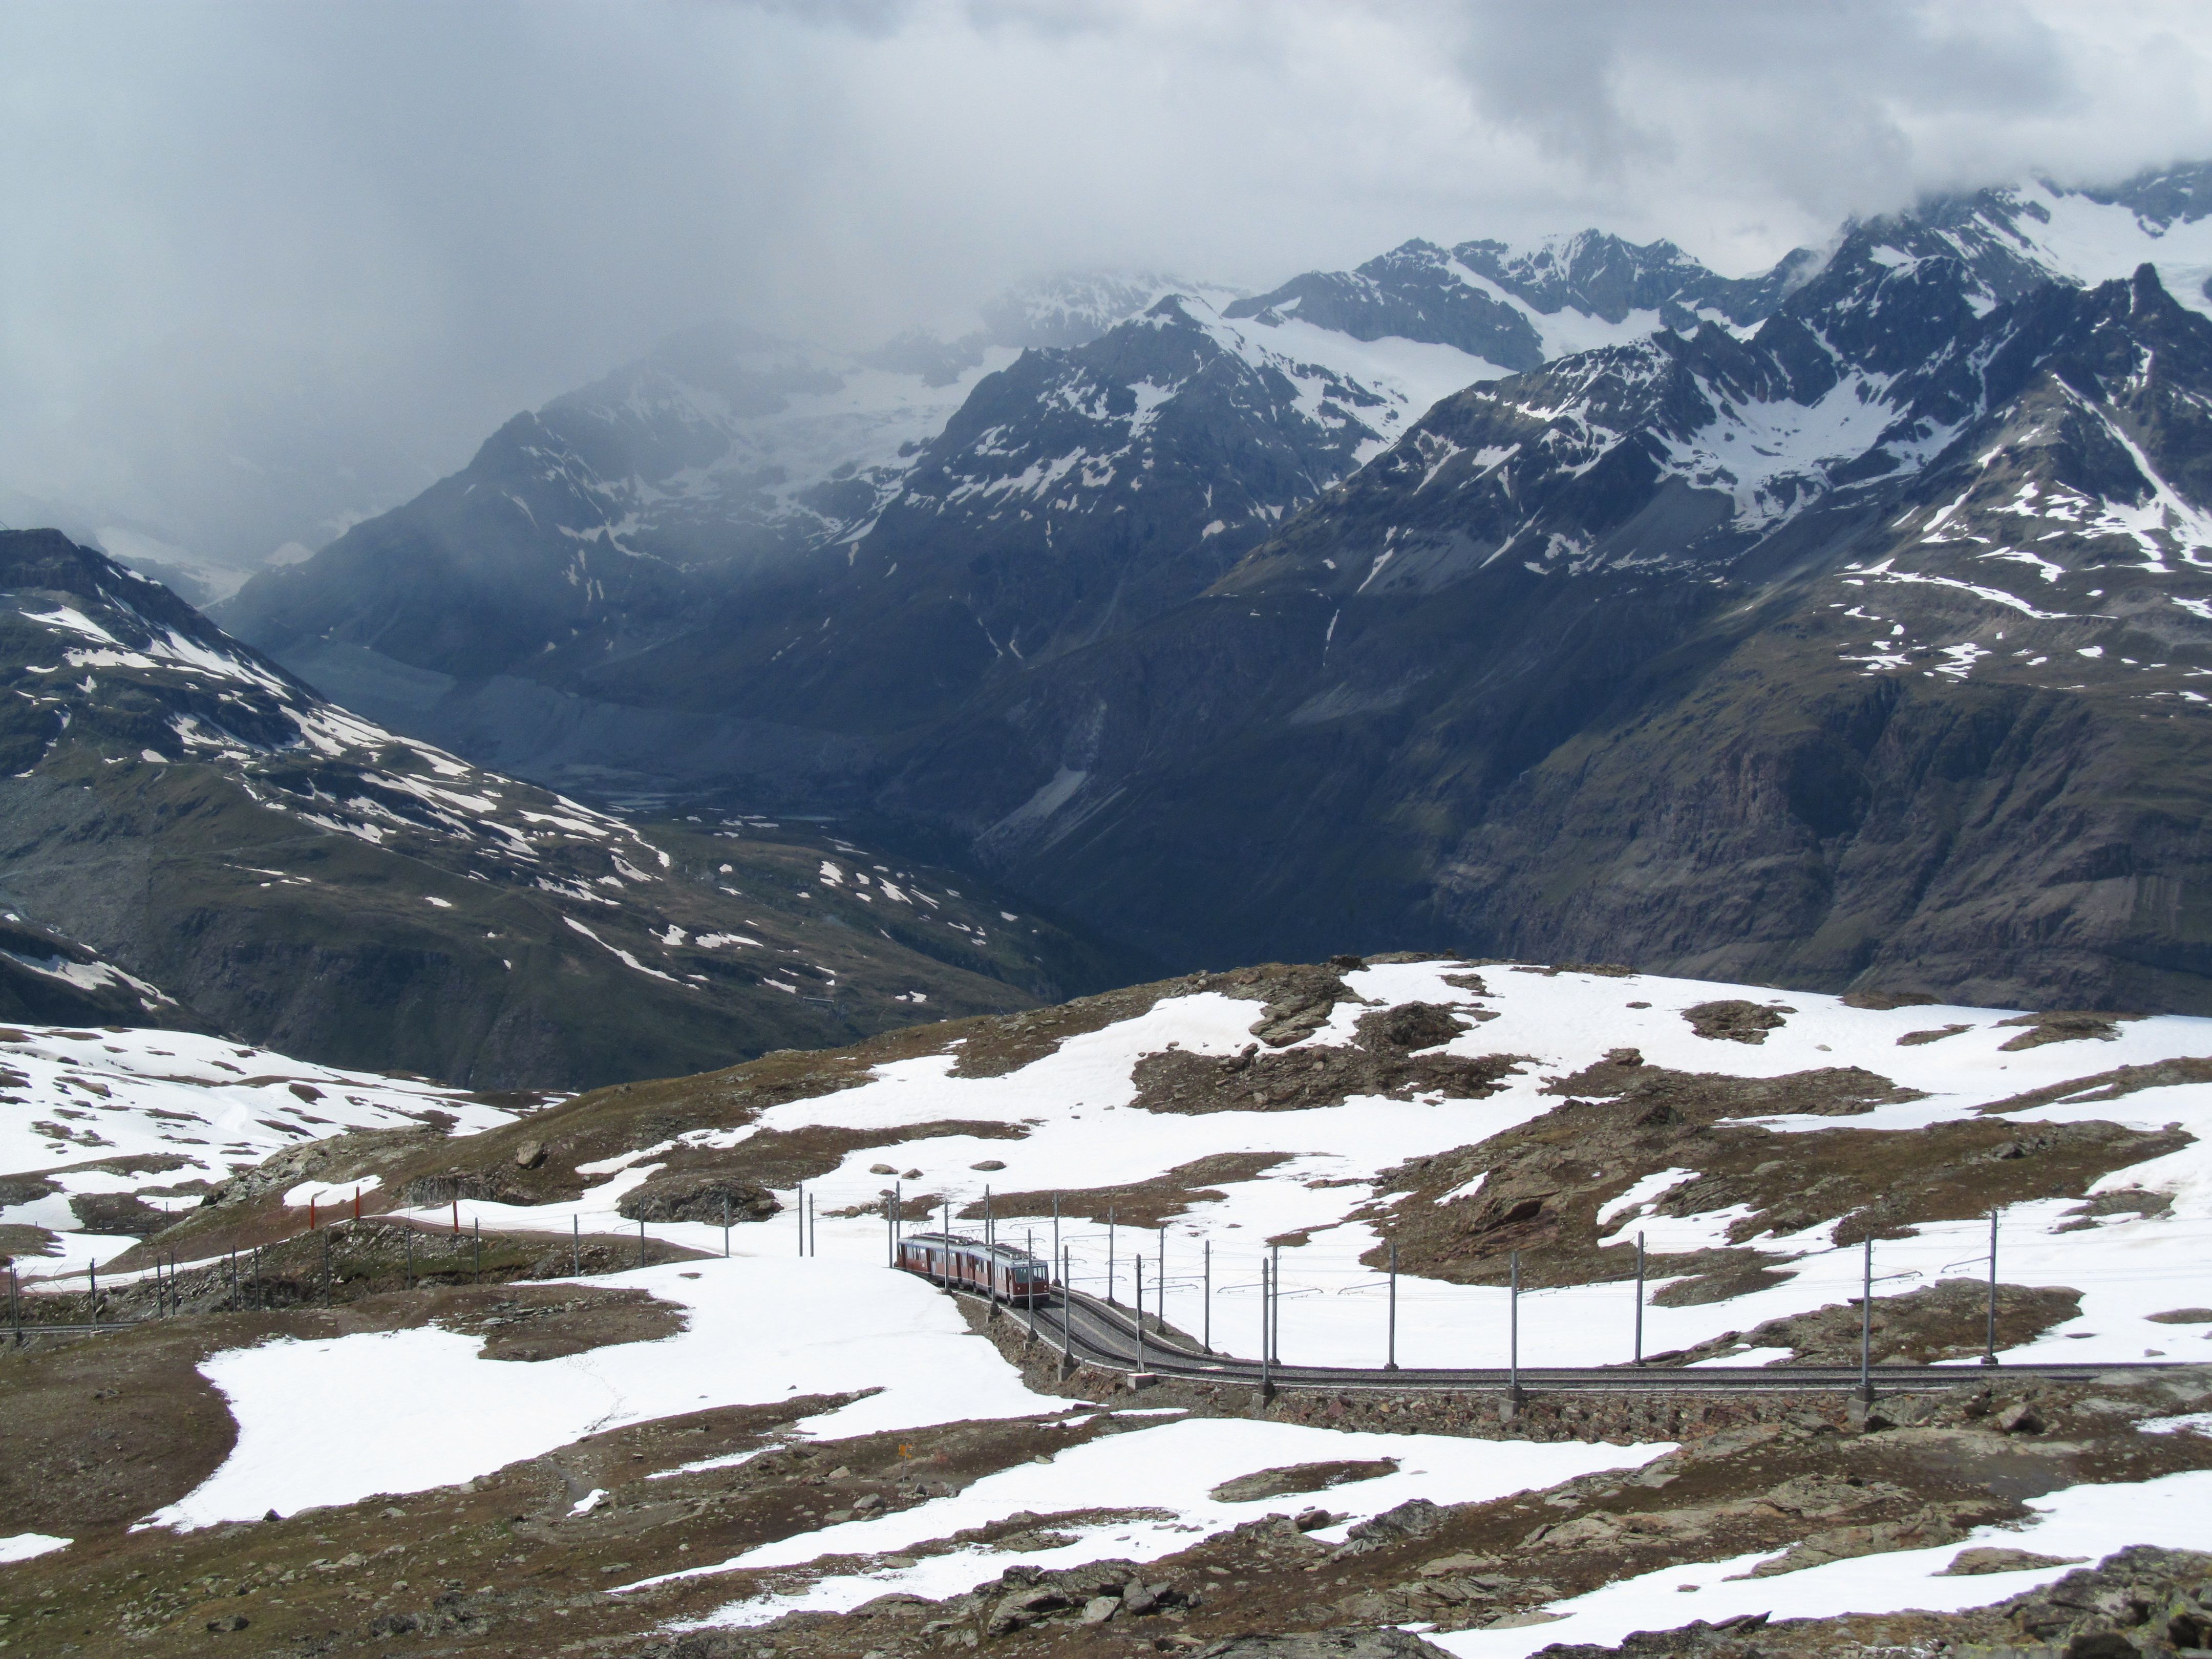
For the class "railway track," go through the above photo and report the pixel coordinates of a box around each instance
[959,1279,2197,1397]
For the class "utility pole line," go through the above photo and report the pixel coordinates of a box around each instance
[1509,1249,1521,1402]
[1270,1243,1282,1364]
[1259,1260,1273,1401]
[1860,1235,1874,1404]
[1135,1256,1146,1375]
[1985,1209,2000,1367]
[1634,1231,1645,1366]
[1386,1240,1399,1371]
[1060,1245,1073,1373]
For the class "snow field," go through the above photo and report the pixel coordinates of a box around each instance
[0,1533,71,1565]
[402,963,2212,1371]
[1435,1469,2212,1659]
[146,1254,1058,1530]
[637,1417,1673,1627]
[0,1025,519,1284]
[15,955,2212,1612]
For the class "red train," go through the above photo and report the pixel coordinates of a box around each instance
[897,1232,1052,1303]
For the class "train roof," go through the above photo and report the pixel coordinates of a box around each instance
[902,1232,1046,1265]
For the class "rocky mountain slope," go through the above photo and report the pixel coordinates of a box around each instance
[217,241,1759,797]
[0,529,1113,1089]
[7,955,2212,1654]
[216,163,2212,1014]
[878,168,2212,1013]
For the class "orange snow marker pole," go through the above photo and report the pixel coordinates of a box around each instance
[309,1197,316,1230]
[452,1200,459,1235]
[353,1187,361,1222]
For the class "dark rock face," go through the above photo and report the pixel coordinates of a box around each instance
[615,1174,779,1225]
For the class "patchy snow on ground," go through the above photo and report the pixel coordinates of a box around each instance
[17,954,2212,1637]
[0,1533,71,1564]
[400,963,2212,1375]
[1435,1468,2212,1659]
[145,1256,1057,1530]
[637,1417,1673,1627]
[0,1026,522,1284]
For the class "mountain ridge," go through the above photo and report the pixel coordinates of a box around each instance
[211,162,2212,1013]
[0,529,1125,1088]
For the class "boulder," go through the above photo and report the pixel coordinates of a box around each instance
[617,1174,780,1225]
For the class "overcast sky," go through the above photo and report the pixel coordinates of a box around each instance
[7,0,2212,565]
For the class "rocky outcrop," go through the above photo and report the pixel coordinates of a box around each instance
[615,1173,780,1225]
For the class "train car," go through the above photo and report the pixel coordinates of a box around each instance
[897,1232,1052,1304]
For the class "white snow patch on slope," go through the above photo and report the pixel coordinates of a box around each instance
[646,1417,1670,1625]
[147,1257,1057,1530]
[0,1533,72,1564]
[1437,1469,2212,1659]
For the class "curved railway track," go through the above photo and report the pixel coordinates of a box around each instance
[951,1278,2195,1397]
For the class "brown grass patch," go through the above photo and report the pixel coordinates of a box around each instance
[962,1154,1296,1230]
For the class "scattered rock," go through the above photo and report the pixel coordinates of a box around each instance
[1898,1025,1972,1047]
[1741,1505,1979,1576]
[1335,1498,1448,1555]
[2004,1546,2212,1648]
[1356,1003,1465,1052]
[1246,967,1356,1047]
[616,1173,779,1225]
[1995,1011,2139,1051]
[869,1163,896,1175]
[513,1138,546,1169]
[1211,1459,1399,1503]
[1996,1400,2047,1435]
[1943,1546,2089,1576]
[1682,1001,1792,1045]
[2147,1308,2212,1325]
[1195,1629,1458,1659]
[66,1190,175,1238]
[971,1160,1007,1172]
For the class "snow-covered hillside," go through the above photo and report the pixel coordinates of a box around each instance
[0,528,1095,1089]
[9,956,2211,1654]
[0,1026,526,1284]
[399,958,2212,1374]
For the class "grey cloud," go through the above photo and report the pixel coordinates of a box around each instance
[3,0,2209,569]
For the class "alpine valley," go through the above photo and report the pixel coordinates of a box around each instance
[0,529,1115,1090]
[219,165,2212,1016]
